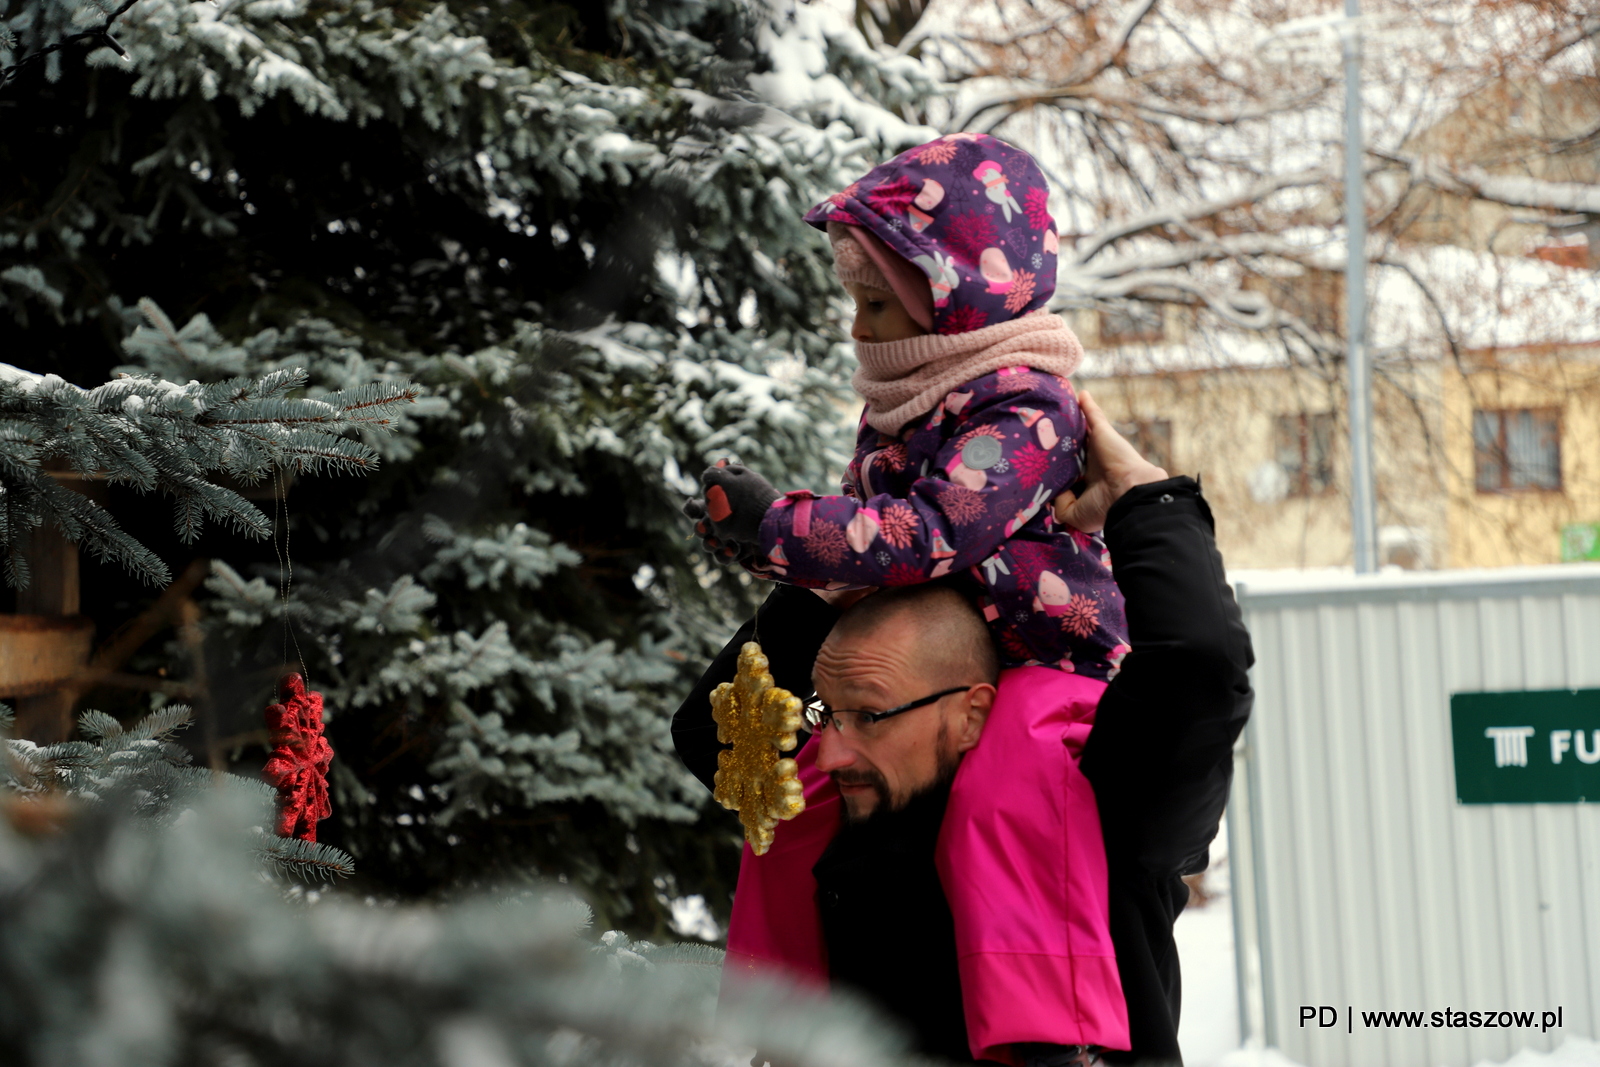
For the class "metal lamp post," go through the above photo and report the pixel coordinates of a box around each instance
[1343,0,1378,573]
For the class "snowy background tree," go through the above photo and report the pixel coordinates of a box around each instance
[901,0,1596,353]
[889,0,1599,568]
[1,0,939,933]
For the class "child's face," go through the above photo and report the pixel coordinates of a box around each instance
[846,281,928,344]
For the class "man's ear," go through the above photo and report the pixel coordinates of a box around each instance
[954,684,996,753]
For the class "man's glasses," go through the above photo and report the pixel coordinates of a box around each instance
[802,685,972,736]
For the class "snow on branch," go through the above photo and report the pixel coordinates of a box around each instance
[0,301,417,587]
[1071,168,1330,263]
[1541,12,1600,64]
[1387,152,1600,217]
[2,702,356,882]
[0,0,141,89]
[1060,265,1341,358]
[1072,232,1317,280]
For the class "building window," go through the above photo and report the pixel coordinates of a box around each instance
[1274,412,1335,497]
[1243,269,1343,337]
[1098,302,1164,345]
[1115,418,1173,472]
[1473,409,1561,492]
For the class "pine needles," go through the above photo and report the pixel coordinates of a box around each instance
[0,300,416,588]
[0,701,353,882]
[254,830,356,882]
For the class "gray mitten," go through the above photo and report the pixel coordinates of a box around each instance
[698,461,780,547]
[682,495,751,563]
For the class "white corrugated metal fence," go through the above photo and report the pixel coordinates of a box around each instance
[1229,565,1600,1067]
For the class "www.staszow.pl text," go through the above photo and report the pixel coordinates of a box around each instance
[1300,1006,1563,1032]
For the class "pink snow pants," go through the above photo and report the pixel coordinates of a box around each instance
[721,666,1129,1063]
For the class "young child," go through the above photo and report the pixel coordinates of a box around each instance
[692,134,1130,1065]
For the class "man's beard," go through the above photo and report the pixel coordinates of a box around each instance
[833,722,963,824]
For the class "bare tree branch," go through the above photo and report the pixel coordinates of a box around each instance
[956,77,1330,135]
[1073,0,1158,84]
[1072,168,1329,262]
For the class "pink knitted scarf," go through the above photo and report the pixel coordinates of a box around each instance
[852,312,1085,436]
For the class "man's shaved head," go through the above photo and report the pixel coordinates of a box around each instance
[810,584,999,821]
[827,584,999,689]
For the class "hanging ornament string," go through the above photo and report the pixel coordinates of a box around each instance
[271,465,307,684]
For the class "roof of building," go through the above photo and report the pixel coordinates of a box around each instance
[1074,240,1600,379]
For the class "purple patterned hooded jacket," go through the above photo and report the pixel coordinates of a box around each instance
[756,134,1129,677]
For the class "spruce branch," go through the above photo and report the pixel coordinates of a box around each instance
[0,0,140,89]
[0,327,416,587]
[254,832,356,882]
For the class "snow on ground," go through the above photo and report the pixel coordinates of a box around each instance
[1177,893,1241,1066]
[1467,1039,1600,1067]
[1177,819,1242,1067]
[1180,828,1600,1067]
[1214,1049,1309,1067]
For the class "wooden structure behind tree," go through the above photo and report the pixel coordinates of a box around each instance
[2,472,96,742]
[0,469,221,745]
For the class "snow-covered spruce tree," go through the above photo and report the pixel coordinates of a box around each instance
[2,0,939,929]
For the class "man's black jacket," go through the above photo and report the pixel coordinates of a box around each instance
[672,477,1255,1065]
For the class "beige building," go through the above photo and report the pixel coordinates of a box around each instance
[1072,250,1600,571]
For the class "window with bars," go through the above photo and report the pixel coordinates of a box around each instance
[1115,418,1173,472]
[1273,412,1335,497]
[1473,409,1561,492]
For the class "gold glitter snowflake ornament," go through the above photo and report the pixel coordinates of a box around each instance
[711,642,806,855]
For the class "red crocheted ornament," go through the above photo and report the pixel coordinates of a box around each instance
[262,673,334,841]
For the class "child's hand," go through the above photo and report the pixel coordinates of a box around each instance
[682,495,749,562]
[698,462,781,544]
[1052,391,1168,533]
[681,461,781,564]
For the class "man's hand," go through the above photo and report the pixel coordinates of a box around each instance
[1053,391,1169,534]
[810,586,877,610]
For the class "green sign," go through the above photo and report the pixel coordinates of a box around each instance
[1562,523,1600,562]
[1452,689,1600,804]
